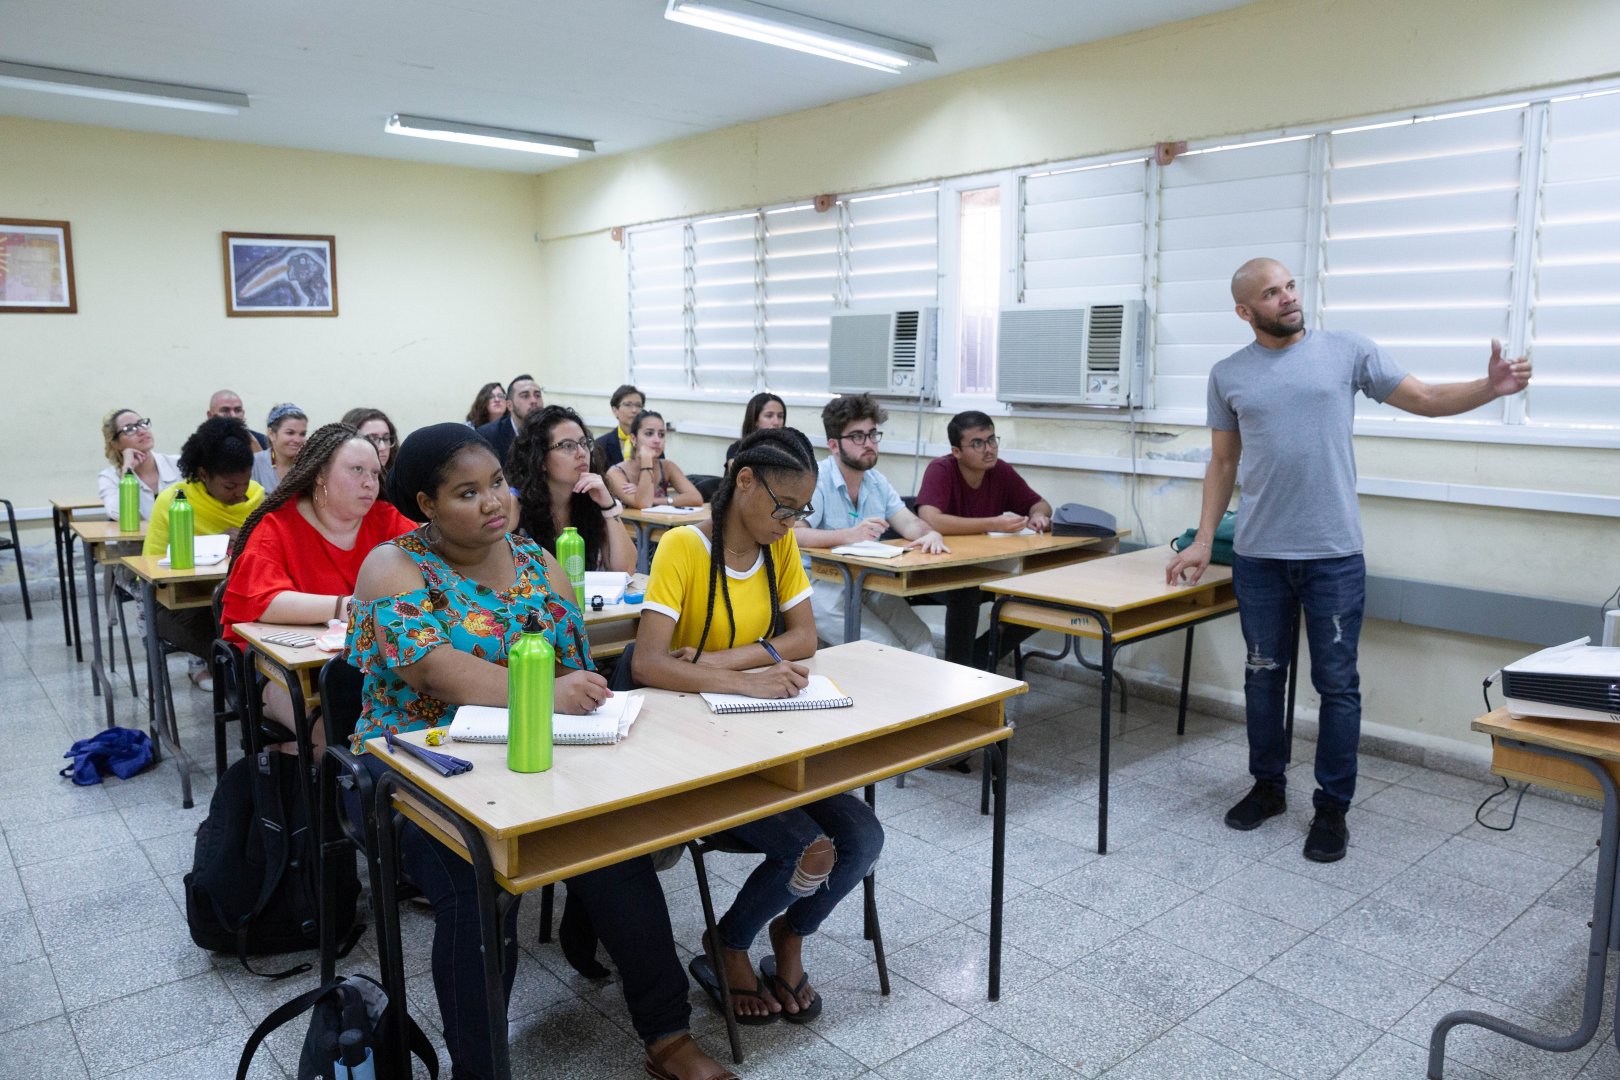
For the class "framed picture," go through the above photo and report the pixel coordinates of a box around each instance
[0,219,76,313]
[222,232,338,317]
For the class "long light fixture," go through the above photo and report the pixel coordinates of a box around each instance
[664,0,936,73]
[384,114,595,158]
[0,59,248,114]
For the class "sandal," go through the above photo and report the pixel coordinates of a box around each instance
[687,954,776,1026]
[760,954,822,1024]
[644,1033,738,1080]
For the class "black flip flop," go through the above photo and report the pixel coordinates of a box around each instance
[760,954,822,1024]
[688,954,777,1026]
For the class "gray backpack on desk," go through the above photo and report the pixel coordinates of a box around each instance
[1051,503,1117,539]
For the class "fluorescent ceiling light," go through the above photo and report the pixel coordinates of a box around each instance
[385,114,595,158]
[664,0,936,73]
[0,59,247,114]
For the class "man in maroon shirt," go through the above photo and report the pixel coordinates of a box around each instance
[916,411,1052,667]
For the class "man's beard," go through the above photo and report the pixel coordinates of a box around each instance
[1254,311,1303,339]
[838,446,876,472]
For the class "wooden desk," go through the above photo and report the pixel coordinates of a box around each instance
[805,532,1116,646]
[122,554,231,808]
[52,496,105,659]
[357,641,1023,1079]
[620,504,710,573]
[69,519,146,725]
[1429,708,1620,1077]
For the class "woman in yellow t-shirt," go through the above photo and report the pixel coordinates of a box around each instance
[633,427,884,1028]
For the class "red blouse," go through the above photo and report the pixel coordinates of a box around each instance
[222,498,415,645]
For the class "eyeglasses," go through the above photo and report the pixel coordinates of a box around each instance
[363,433,395,448]
[116,418,152,437]
[834,428,883,446]
[757,473,815,523]
[488,393,507,402]
[548,438,591,455]
[963,435,1000,452]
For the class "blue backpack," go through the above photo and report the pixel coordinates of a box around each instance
[60,726,154,785]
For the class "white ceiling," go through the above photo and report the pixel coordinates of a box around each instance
[2,0,1254,173]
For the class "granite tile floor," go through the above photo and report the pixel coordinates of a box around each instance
[1,596,1616,1078]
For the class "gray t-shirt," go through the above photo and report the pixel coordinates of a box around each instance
[251,448,281,496]
[1207,329,1407,559]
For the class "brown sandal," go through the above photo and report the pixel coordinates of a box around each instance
[644,1033,739,1080]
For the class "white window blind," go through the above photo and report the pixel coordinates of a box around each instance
[1020,159,1148,308]
[845,188,939,306]
[625,223,689,394]
[1530,91,1620,427]
[688,213,759,393]
[761,202,839,396]
[1153,138,1312,413]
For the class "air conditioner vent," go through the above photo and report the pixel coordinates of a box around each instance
[891,310,919,372]
[1085,305,1124,374]
[829,307,937,399]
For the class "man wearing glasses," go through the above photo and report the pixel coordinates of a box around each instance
[795,393,946,657]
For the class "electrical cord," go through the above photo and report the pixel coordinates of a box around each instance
[1475,775,1529,832]
[1128,406,1148,545]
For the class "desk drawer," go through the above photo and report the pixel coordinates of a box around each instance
[1492,740,1617,802]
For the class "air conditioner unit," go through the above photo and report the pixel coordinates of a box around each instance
[829,307,938,399]
[996,301,1148,408]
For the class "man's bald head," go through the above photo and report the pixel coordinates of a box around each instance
[207,390,245,421]
[1231,258,1290,305]
[1230,258,1306,345]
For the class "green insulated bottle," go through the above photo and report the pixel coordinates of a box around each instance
[118,469,140,532]
[557,526,586,611]
[168,489,195,570]
[507,611,554,773]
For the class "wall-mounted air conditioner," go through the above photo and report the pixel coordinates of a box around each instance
[995,301,1148,408]
[829,307,938,400]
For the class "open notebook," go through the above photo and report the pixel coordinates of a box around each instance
[159,533,229,567]
[640,504,702,515]
[699,675,854,715]
[447,693,644,745]
[828,540,904,559]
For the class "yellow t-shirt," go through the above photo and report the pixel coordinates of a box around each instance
[643,524,813,653]
[142,478,266,559]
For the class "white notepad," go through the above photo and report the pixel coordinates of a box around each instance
[699,675,854,715]
[640,504,701,515]
[447,694,644,745]
[828,540,904,559]
[987,528,1037,538]
[583,571,630,605]
[159,533,230,567]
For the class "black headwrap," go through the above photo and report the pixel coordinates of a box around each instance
[386,423,497,522]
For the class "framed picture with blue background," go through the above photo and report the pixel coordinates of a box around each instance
[222,231,338,317]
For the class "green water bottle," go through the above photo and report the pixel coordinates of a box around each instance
[557,526,586,611]
[118,468,140,532]
[507,611,554,773]
[168,489,195,570]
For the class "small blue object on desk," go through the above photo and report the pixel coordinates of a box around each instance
[623,586,645,605]
[384,730,474,776]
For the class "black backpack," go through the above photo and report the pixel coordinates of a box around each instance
[237,973,438,1080]
[185,749,362,977]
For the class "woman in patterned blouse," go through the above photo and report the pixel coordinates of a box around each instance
[346,424,734,1080]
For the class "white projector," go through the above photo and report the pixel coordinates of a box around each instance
[1500,639,1620,723]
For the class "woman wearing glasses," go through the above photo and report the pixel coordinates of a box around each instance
[630,427,883,1028]
[606,410,703,509]
[507,405,635,573]
[97,409,182,521]
[341,407,399,479]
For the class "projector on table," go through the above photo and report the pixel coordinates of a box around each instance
[1500,639,1620,723]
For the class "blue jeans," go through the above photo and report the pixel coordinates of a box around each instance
[1232,553,1365,811]
[714,794,884,951]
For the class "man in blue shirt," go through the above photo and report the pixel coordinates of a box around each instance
[796,393,946,656]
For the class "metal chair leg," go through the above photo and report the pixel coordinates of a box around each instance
[1,499,31,620]
[688,842,744,1065]
[538,882,554,944]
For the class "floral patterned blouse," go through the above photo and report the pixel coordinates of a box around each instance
[345,531,594,751]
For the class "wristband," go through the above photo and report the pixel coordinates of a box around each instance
[1188,541,1211,550]
[601,500,624,519]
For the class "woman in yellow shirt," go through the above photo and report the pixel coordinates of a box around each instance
[632,428,883,1027]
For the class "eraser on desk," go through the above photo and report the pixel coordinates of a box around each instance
[623,587,645,605]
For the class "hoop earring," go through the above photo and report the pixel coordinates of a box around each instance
[421,519,443,547]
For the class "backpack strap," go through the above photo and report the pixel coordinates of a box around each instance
[235,977,339,1080]
[238,751,309,980]
[406,1011,441,1079]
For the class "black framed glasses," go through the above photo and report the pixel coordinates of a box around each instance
[363,433,396,448]
[964,435,1000,452]
[757,473,815,523]
[548,438,591,455]
[116,417,152,437]
[833,428,883,446]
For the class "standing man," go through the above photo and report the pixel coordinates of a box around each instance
[796,393,946,656]
[206,389,269,450]
[475,373,543,465]
[1166,258,1531,863]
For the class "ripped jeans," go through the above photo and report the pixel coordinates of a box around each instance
[1232,553,1365,811]
[714,794,884,952]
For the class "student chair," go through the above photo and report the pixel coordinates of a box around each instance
[208,580,255,777]
[686,473,722,503]
[0,497,32,619]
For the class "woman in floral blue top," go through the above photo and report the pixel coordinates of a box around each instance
[347,424,734,1080]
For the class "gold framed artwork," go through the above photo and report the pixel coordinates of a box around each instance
[222,231,338,317]
[0,218,77,313]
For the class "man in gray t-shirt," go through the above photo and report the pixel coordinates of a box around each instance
[1166,258,1532,863]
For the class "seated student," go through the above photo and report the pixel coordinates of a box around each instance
[594,383,645,469]
[633,427,883,1025]
[915,410,1054,666]
[205,388,270,450]
[97,409,181,521]
[724,392,786,473]
[795,393,945,657]
[250,403,308,495]
[465,381,508,428]
[143,417,265,687]
[341,407,398,480]
[347,424,733,1080]
[223,423,414,739]
[474,373,544,466]
[606,411,703,509]
[507,405,636,573]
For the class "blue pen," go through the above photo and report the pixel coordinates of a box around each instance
[757,637,785,664]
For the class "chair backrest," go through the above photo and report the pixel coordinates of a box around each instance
[318,656,365,750]
[687,473,722,502]
[210,579,227,638]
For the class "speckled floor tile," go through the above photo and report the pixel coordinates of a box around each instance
[1183,978,1379,1080]
[979,968,1174,1078]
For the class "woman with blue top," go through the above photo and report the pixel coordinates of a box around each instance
[346,423,734,1080]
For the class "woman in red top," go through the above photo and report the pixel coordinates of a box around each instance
[223,422,415,735]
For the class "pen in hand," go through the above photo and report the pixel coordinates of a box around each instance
[758,637,785,664]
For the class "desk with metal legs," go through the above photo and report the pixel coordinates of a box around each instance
[53,497,103,659]
[619,505,710,574]
[71,520,145,727]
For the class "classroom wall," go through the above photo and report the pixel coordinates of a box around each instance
[0,115,544,537]
[529,0,1620,763]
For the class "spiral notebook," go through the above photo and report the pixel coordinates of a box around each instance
[828,540,904,559]
[447,694,644,745]
[699,675,854,715]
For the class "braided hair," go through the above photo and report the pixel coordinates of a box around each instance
[229,423,364,560]
[507,405,609,568]
[691,426,817,662]
[178,416,256,482]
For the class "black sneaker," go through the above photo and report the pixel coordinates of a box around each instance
[1304,806,1349,862]
[1224,781,1287,831]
